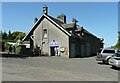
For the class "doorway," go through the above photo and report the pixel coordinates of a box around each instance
[50,47,55,56]
[49,40,59,56]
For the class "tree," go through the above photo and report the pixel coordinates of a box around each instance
[112,31,120,48]
[2,31,8,40]
[0,30,26,52]
[0,30,26,42]
[8,30,12,40]
[115,31,120,48]
[15,32,26,41]
[11,31,26,41]
[11,31,19,40]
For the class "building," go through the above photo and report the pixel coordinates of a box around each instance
[22,5,104,58]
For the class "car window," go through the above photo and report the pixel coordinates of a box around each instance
[117,50,120,52]
[115,53,120,57]
[103,50,115,53]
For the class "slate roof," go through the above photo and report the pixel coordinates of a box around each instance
[47,15,64,25]
[62,22,75,29]
[42,15,96,38]
[75,25,83,32]
[22,14,97,41]
[22,14,72,41]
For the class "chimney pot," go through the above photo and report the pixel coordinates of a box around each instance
[57,14,66,23]
[43,5,48,15]
[72,18,78,23]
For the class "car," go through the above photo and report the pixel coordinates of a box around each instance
[95,48,103,61]
[108,53,120,68]
[95,48,118,64]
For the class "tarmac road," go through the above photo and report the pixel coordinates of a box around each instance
[1,55,119,81]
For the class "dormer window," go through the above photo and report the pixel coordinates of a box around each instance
[43,29,47,39]
[82,32,84,36]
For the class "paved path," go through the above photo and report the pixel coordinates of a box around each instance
[2,56,119,81]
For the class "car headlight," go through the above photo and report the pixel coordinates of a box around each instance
[109,58,117,64]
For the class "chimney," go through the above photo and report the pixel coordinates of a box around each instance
[43,5,48,15]
[34,17,38,23]
[72,18,78,23]
[57,14,66,23]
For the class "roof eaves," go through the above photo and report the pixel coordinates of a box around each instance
[22,14,44,42]
[83,29,97,38]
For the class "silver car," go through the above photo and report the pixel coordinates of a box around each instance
[108,53,120,68]
[95,48,118,64]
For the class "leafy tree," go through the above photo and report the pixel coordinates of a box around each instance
[0,30,26,42]
[15,32,26,41]
[115,32,120,48]
[1,31,26,41]
[11,31,26,41]
[2,31,8,40]
[0,30,26,52]
[8,30,12,40]
[112,31,120,48]
[11,31,19,40]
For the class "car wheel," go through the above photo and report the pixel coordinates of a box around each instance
[106,58,111,64]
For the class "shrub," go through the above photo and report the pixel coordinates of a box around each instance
[15,45,22,54]
[0,40,9,51]
[4,42,10,51]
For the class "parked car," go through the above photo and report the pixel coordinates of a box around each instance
[95,48,118,64]
[108,52,120,68]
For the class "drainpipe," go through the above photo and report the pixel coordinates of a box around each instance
[30,35,35,54]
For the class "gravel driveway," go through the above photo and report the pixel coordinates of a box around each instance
[2,56,119,81]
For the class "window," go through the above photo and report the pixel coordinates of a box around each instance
[82,32,84,36]
[43,29,47,38]
[103,50,115,53]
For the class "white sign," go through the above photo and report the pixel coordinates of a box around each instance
[50,40,59,47]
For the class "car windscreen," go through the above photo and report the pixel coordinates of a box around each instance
[103,50,115,53]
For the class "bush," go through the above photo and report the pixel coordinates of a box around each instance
[4,42,10,51]
[0,40,7,51]
[15,45,22,54]
[1,41,5,51]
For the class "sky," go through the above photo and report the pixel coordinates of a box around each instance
[2,2,118,48]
